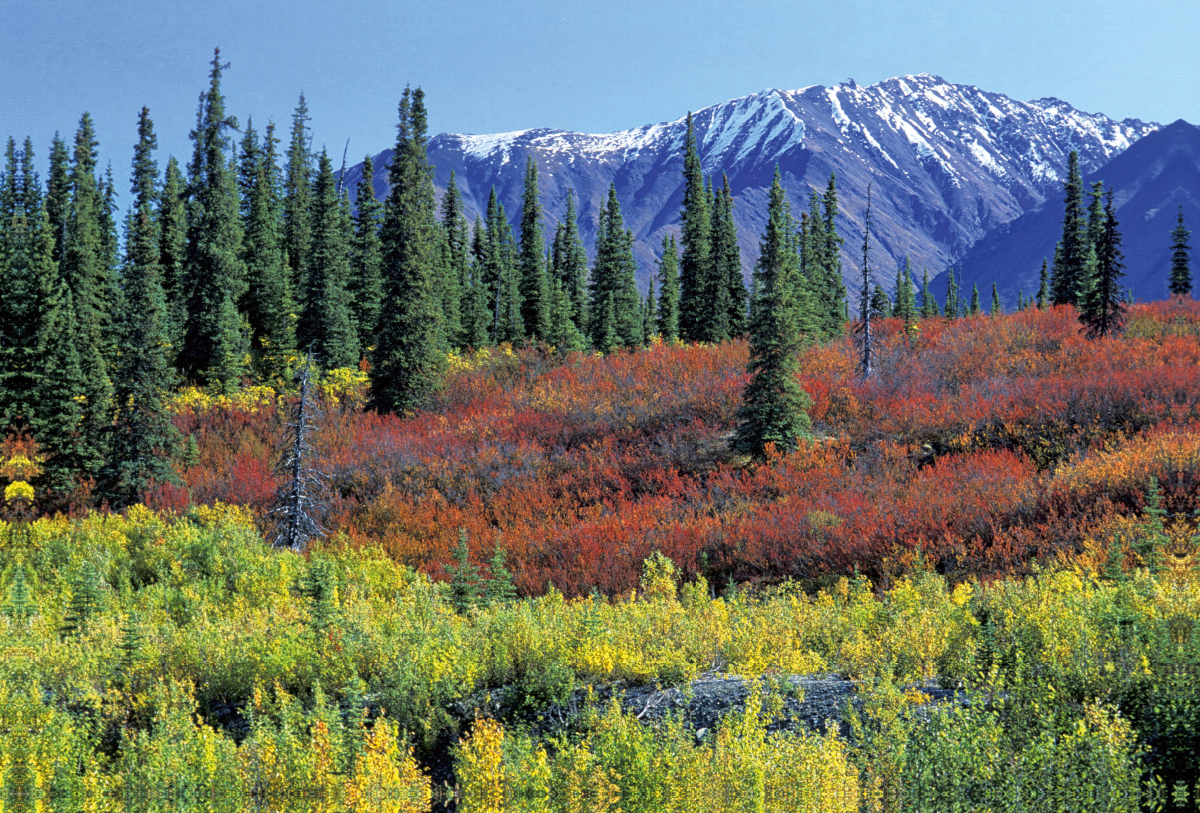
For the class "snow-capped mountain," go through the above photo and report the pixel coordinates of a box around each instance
[342,74,1157,292]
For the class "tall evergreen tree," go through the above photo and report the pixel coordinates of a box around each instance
[350,154,385,351]
[61,112,112,363]
[969,283,981,316]
[893,257,917,323]
[370,87,446,415]
[179,49,248,385]
[1081,189,1127,338]
[45,133,70,265]
[1169,205,1192,297]
[589,185,641,350]
[656,234,680,342]
[1037,258,1050,310]
[990,282,1001,315]
[919,268,937,318]
[283,93,313,296]
[299,150,359,369]
[1050,150,1086,306]
[463,217,492,348]
[438,171,471,348]
[677,113,711,342]
[102,107,180,507]
[239,120,295,382]
[518,157,550,341]
[818,173,847,338]
[709,174,744,339]
[481,188,523,344]
[158,155,188,352]
[944,269,960,319]
[732,168,812,457]
[643,278,657,344]
[550,188,589,334]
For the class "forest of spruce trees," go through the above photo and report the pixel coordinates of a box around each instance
[0,50,859,510]
[4,49,1189,514]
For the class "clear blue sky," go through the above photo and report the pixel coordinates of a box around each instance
[3,0,1198,193]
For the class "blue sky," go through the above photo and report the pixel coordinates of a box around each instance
[3,0,1198,189]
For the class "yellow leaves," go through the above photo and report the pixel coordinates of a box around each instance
[4,481,34,503]
[345,717,431,813]
[457,718,508,813]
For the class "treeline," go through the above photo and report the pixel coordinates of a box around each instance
[0,49,859,510]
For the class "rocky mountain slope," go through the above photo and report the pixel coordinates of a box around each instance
[949,119,1200,306]
[342,75,1157,293]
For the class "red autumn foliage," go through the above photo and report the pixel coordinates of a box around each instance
[175,299,1200,595]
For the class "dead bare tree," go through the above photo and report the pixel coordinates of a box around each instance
[269,351,326,551]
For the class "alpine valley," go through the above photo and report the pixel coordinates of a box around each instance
[343,73,1158,296]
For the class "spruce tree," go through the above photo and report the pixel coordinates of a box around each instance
[990,282,1001,315]
[656,234,680,342]
[944,269,960,319]
[179,49,248,385]
[463,217,492,348]
[284,93,313,295]
[546,276,586,353]
[709,174,743,339]
[550,188,589,334]
[819,174,848,338]
[481,188,523,344]
[643,278,657,344]
[300,149,359,369]
[518,157,550,341]
[869,287,891,319]
[919,268,937,318]
[45,133,70,265]
[438,171,470,348]
[589,185,641,349]
[677,112,711,342]
[1037,258,1049,310]
[1080,189,1127,338]
[370,87,447,415]
[969,284,981,316]
[893,257,916,323]
[732,168,813,457]
[350,154,385,351]
[61,112,113,365]
[1050,151,1086,306]
[158,156,188,353]
[240,121,295,382]
[1169,205,1192,297]
[101,107,180,508]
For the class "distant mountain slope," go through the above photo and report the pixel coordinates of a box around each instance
[951,120,1200,306]
[341,75,1156,293]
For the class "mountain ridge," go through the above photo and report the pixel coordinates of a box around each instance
[342,75,1158,294]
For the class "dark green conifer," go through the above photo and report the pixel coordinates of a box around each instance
[643,278,657,344]
[518,157,550,341]
[1137,477,1167,575]
[546,276,586,353]
[300,150,359,369]
[61,112,113,366]
[869,286,891,319]
[240,121,295,382]
[859,185,875,377]
[709,174,744,339]
[350,154,385,351]
[944,269,960,319]
[656,234,680,342]
[481,188,523,344]
[820,173,849,338]
[179,49,248,385]
[482,543,518,606]
[1080,189,1127,338]
[439,171,471,348]
[990,282,1001,315]
[1037,258,1049,310]
[893,258,916,323]
[969,284,981,316]
[157,157,188,353]
[678,113,711,342]
[1050,151,1086,306]
[45,133,70,264]
[102,107,180,508]
[463,217,492,348]
[550,188,589,334]
[919,268,937,318]
[448,529,480,613]
[589,185,641,349]
[732,168,813,457]
[370,87,447,415]
[1169,205,1192,297]
[284,93,313,295]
